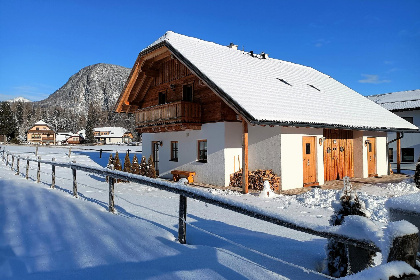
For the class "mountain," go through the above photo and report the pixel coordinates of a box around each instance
[36,63,131,115]
[7,97,31,103]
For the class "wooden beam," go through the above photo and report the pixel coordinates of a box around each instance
[242,119,249,194]
[397,132,401,173]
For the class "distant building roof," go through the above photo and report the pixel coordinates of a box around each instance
[367,89,420,111]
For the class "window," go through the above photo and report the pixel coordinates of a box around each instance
[388,148,394,162]
[305,143,311,154]
[170,141,178,162]
[402,117,414,124]
[183,84,193,102]
[197,140,207,162]
[401,148,414,162]
[158,92,166,105]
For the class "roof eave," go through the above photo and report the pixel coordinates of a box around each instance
[250,119,419,132]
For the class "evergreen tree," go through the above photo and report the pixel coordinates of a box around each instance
[147,155,156,178]
[123,152,132,173]
[326,177,373,277]
[0,102,18,142]
[85,104,97,143]
[114,152,122,171]
[131,154,140,174]
[140,156,148,176]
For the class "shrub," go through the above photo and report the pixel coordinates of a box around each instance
[123,152,132,174]
[326,177,374,277]
[131,154,140,175]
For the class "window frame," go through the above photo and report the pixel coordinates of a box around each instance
[197,139,207,163]
[388,148,394,162]
[182,83,193,102]
[158,91,167,105]
[170,141,178,162]
[401,148,415,162]
[402,117,414,124]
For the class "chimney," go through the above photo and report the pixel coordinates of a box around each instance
[228,43,238,50]
[261,52,269,59]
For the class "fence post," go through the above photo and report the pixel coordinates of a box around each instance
[99,149,103,158]
[16,157,20,175]
[37,156,41,183]
[68,147,71,158]
[35,146,38,157]
[108,167,115,213]
[178,195,187,244]
[72,161,77,198]
[11,155,14,170]
[6,153,9,166]
[51,158,55,189]
[26,157,29,179]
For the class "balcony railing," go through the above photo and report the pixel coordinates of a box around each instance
[135,101,201,128]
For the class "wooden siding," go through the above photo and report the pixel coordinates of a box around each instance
[128,53,238,132]
[323,129,354,181]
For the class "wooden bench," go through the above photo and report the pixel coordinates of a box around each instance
[171,170,196,184]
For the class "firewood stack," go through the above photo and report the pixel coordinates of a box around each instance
[230,169,281,191]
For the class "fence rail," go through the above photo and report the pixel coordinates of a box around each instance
[1,148,418,277]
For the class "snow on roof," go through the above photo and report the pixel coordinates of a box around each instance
[34,120,48,125]
[142,31,417,131]
[367,89,420,111]
[94,127,127,138]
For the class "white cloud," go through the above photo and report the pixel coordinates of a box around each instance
[358,74,391,84]
[314,39,330,48]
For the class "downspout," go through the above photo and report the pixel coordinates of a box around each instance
[387,132,404,175]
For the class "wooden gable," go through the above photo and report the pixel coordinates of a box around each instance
[116,45,238,133]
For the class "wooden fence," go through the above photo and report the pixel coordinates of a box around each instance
[1,148,418,277]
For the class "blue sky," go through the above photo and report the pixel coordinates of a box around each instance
[0,0,419,102]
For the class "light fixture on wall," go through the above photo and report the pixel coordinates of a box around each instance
[319,137,326,146]
[364,140,371,147]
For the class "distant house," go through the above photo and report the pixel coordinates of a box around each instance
[368,90,420,170]
[56,131,72,145]
[94,127,133,144]
[66,133,84,145]
[115,31,418,190]
[27,121,56,145]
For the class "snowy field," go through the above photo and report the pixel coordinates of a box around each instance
[0,144,418,279]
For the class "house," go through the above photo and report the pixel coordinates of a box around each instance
[94,127,133,144]
[27,120,56,145]
[56,131,73,145]
[368,90,420,171]
[66,133,84,145]
[115,31,418,190]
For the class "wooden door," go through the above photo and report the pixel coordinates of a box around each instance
[302,136,317,187]
[152,141,160,176]
[323,129,354,181]
[367,137,376,177]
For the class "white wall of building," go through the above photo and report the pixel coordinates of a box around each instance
[280,127,324,191]
[388,110,420,170]
[143,122,228,186]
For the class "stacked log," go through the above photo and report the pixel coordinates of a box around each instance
[230,169,281,191]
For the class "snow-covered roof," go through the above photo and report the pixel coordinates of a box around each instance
[34,120,48,125]
[138,31,417,131]
[367,89,420,111]
[94,127,127,138]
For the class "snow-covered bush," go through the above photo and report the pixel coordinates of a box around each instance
[131,154,140,175]
[326,177,374,277]
[147,156,156,179]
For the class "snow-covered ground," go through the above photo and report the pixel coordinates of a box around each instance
[0,145,418,279]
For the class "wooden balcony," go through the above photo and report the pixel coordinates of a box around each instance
[135,101,202,133]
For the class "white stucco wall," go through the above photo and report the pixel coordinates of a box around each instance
[388,110,420,170]
[142,122,229,186]
[280,127,324,191]
[358,131,388,177]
